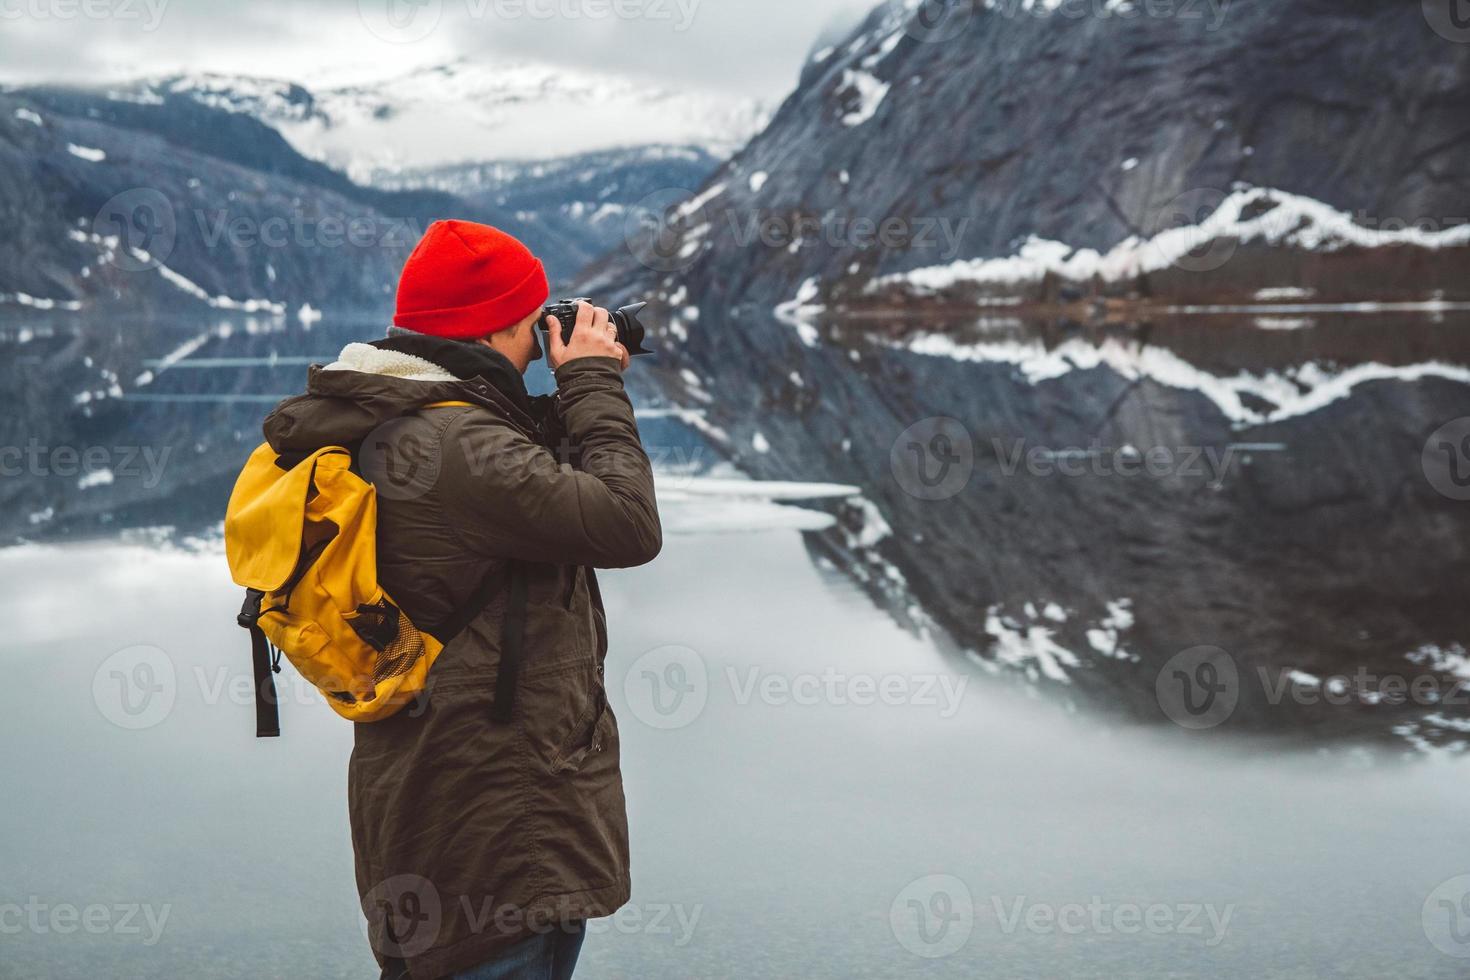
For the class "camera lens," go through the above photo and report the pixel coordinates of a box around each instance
[613,303,652,357]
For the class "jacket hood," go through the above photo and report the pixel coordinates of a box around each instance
[263,335,534,455]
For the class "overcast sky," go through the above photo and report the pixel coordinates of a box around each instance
[0,0,878,96]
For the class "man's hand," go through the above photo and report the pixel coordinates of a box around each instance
[546,301,630,372]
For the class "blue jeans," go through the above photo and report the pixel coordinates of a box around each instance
[451,922,586,980]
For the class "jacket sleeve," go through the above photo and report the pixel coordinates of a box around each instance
[436,357,663,569]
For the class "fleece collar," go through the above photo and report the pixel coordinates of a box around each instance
[321,334,532,415]
[323,343,456,382]
[266,336,540,456]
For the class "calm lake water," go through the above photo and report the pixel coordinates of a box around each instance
[3,528,1470,979]
[4,308,1470,977]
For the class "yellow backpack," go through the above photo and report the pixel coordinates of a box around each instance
[223,435,527,737]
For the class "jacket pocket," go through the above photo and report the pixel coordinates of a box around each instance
[548,684,609,775]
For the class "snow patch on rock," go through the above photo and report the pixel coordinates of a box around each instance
[837,70,890,127]
[77,468,115,490]
[985,608,1081,684]
[873,187,1470,293]
[66,144,107,162]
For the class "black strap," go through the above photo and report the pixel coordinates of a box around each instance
[435,562,509,642]
[490,564,529,724]
[431,560,530,724]
[239,589,281,738]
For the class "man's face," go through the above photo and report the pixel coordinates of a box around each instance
[482,310,545,374]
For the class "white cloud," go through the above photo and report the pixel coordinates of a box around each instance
[0,0,878,98]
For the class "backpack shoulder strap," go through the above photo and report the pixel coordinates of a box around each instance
[238,589,281,738]
[491,565,529,724]
[432,561,530,724]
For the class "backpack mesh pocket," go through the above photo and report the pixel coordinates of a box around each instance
[348,599,430,691]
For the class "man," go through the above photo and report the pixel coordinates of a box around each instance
[261,220,662,979]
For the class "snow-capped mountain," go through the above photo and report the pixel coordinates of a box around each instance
[576,0,1470,748]
[379,144,724,277]
[0,67,740,314]
[0,84,571,313]
[132,59,769,185]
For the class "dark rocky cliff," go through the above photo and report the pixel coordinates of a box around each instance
[577,0,1470,748]
[589,0,1470,310]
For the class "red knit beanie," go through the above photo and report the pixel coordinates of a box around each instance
[393,220,549,339]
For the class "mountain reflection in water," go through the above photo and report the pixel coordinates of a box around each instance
[2,309,1469,749]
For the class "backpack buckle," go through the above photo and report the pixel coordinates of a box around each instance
[351,599,401,653]
[238,588,266,628]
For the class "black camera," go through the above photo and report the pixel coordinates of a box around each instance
[538,298,654,358]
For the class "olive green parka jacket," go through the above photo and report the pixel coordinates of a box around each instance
[262,335,661,979]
